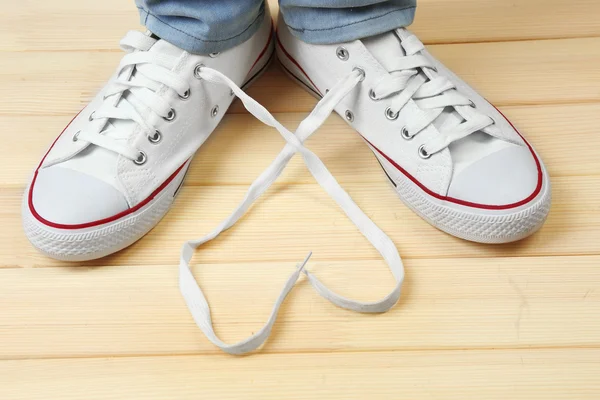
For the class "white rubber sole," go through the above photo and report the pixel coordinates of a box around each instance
[23,42,275,262]
[276,47,551,244]
[22,159,192,261]
[374,149,551,243]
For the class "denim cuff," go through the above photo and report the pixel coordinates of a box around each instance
[283,5,416,45]
[137,5,266,54]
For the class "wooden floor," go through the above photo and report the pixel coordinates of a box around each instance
[2,0,600,398]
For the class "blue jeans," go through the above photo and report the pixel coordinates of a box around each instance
[135,0,417,54]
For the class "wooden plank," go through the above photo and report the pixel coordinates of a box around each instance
[1,349,599,399]
[0,256,599,358]
[1,103,599,187]
[412,0,600,44]
[0,0,136,52]
[2,36,600,117]
[1,175,599,268]
[3,0,600,51]
[2,1,600,398]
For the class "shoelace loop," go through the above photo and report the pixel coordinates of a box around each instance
[179,68,405,355]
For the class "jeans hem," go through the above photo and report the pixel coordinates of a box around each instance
[284,6,416,44]
[137,6,266,54]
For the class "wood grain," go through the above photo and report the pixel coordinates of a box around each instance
[1,0,600,399]
[1,350,599,400]
[0,256,598,359]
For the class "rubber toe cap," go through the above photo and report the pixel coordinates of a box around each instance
[31,166,129,226]
[447,145,540,206]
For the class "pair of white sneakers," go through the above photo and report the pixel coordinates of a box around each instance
[22,11,551,354]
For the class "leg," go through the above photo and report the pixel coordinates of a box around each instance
[135,0,266,53]
[279,0,417,44]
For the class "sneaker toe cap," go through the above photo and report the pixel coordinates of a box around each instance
[447,145,540,207]
[30,166,129,226]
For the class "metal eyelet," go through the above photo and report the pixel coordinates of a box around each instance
[418,145,431,159]
[211,105,219,118]
[193,64,204,79]
[134,151,147,165]
[72,131,80,142]
[164,108,176,121]
[148,130,162,144]
[88,111,96,121]
[353,67,366,82]
[345,110,354,122]
[336,46,349,61]
[209,52,220,58]
[468,99,476,108]
[401,126,412,140]
[179,89,191,100]
[385,107,399,120]
[369,89,378,101]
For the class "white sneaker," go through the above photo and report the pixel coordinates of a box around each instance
[22,10,274,261]
[276,17,551,243]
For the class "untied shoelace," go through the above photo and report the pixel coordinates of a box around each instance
[179,67,405,355]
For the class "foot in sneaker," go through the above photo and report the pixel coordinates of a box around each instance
[276,15,551,244]
[22,10,274,261]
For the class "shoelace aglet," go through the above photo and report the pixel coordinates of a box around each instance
[296,251,313,274]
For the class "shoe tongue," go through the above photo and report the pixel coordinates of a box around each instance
[362,31,406,71]
[363,30,464,133]
[147,38,187,59]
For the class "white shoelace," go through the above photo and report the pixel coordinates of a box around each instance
[179,68,404,355]
[78,31,191,162]
[371,30,494,157]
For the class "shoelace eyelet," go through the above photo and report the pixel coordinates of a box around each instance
[209,52,220,58]
[194,64,204,80]
[88,111,96,121]
[353,67,366,82]
[401,126,412,140]
[179,89,191,100]
[72,131,80,142]
[164,108,176,121]
[369,89,378,101]
[385,107,399,120]
[134,151,147,165]
[148,130,162,144]
[418,145,431,159]
[345,110,354,122]
[469,99,476,108]
[336,46,349,61]
[211,105,219,118]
